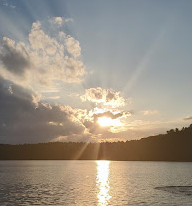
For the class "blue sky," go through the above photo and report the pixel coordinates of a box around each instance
[0,0,192,143]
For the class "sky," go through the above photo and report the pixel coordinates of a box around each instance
[0,0,192,144]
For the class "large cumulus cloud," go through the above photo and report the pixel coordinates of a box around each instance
[0,18,85,90]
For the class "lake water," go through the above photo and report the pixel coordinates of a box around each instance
[0,161,192,205]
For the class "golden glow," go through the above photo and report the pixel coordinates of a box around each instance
[96,161,111,206]
[97,116,122,127]
[97,117,113,127]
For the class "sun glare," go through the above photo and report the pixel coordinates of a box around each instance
[97,116,122,127]
[97,161,111,205]
[97,117,113,127]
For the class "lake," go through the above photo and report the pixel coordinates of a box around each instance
[0,161,192,205]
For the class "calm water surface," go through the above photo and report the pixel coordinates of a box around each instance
[0,161,192,205]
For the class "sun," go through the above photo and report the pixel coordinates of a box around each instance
[97,117,113,127]
[97,116,122,127]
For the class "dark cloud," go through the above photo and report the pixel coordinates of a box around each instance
[0,38,30,75]
[83,119,106,134]
[0,77,84,144]
[106,90,117,101]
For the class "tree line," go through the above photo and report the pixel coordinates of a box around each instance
[1,124,192,161]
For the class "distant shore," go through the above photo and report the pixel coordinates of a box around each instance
[1,124,192,161]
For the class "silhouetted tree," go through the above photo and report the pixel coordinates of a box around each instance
[167,129,175,134]
[175,128,179,133]
[0,123,192,161]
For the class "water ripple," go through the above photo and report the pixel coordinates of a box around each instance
[155,186,192,196]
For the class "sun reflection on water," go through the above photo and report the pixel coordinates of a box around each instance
[96,161,111,206]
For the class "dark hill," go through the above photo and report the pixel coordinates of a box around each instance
[1,124,192,161]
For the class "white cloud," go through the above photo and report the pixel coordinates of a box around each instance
[46,96,60,100]
[52,17,63,25]
[2,1,16,9]
[0,18,86,92]
[32,93,42,108]
[51,17,73,26]
[142,110,159,115]
[65,36,81,58]
[183,116,192,121]
[81,87,126,108]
